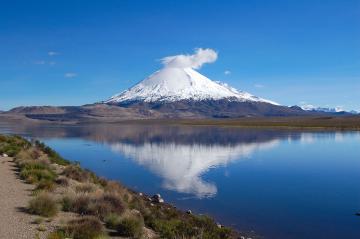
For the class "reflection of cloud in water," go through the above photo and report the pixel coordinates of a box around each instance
[298,132,360,144]
[300,133,315,144]
[111,140,280,198]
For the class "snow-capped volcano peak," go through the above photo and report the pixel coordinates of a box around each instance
[106,49,278,105]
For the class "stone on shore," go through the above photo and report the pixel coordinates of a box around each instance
[151,194,164,203]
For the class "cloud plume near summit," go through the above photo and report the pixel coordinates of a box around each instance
[161,48,217,69]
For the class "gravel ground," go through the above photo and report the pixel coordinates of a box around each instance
[0,156,37,239]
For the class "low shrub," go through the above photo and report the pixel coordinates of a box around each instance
[87,200,112,220]
[192,215,232,239]
[18,160,56,185]
[20,168,56,184]
[146,215,233,239]
[104,181,123,193]
[63,216,105,239]
[28,193,59,217]
[0,135,30,157]
[37,224,47,232]
[91,175,108,187]
[102,193,125,214]
[30,149,41,159]
[0,144,21,157]
[35,179,56,191]
[71,194,91,215]
[129,196,150,216]
[104,213,122,229]
[147,219,181,238]
[21,161,48,170]
[86,193,125,219]
[61,194,75,212]
[47,230,66,239]
[116,216,144,238]
[16,150,37,162]
[150,215,232,239]
[62,165,90,182]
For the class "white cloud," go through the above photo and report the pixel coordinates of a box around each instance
[33,60,56,66]
[34,60,46,65]
[254,84,264,88]
[48,51,59,56]
[224,70,231,75]
[64,72,77,78]
[161,48,218,69]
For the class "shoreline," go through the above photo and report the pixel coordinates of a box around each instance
[0,134,257,239]
[1,114,360,131]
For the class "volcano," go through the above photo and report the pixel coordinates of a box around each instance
[104,49,307,118]
[106,67,277,105]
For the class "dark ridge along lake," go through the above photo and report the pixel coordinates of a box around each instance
[0,121,359,239]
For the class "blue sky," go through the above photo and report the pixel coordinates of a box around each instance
[0,0,359,111]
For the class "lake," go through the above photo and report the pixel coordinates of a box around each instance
[0,121,359,239]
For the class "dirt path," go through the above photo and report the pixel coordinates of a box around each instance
[0,156,37,239]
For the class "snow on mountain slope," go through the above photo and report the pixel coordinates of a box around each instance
[106,49,278,105]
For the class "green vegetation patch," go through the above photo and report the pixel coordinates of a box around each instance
[0,135,30,156]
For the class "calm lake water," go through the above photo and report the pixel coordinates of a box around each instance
[0,121,359,239]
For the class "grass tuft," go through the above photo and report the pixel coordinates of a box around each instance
[35,179,56,191]
[28,192,59,217]
[64,216,105,239]
[104,213,122,229]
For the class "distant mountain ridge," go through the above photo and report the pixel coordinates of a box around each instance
[300,105,358,115]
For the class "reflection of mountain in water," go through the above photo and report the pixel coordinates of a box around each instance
[111,140,279,197]
[1,121,354,197]
[0,122,298,145]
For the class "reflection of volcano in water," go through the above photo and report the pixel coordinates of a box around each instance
[2,121,346,197]
[111,140,279,198]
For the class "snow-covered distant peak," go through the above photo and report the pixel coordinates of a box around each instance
[300,104,346,113]
[106,49,278,105]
